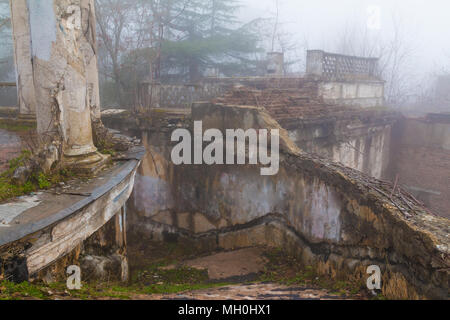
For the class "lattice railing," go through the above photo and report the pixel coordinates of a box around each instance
[307,50,379,80]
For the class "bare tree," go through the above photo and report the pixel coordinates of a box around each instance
[95,0,140,106]
[330,13,417,107]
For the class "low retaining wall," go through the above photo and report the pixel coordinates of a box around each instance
[138,76,385,110]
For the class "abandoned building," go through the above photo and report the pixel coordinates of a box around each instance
[0,0,448,300]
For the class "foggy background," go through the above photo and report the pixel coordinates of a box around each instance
[241,0,450,91]
[1,0,449,112]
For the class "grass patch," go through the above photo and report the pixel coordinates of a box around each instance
[0,151,76,202]
[0,120,36,133]
[258,248,366,298]
[0,263,229,300]
[0,281,48,300]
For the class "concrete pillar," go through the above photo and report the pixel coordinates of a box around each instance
[9,0,36,117]
[13,0,107,171]
[81,0,102,120]
[306,50,325,77]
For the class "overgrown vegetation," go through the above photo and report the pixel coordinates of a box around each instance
[0,119,36,133]
[258,248,369,299]
[0,246,383,300]
[0,262,228,300]
[95,0,267,106]
[0,150,75,202]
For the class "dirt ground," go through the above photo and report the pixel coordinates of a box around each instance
[123,247,368,300]
[1,246,371,300]
[130,283,354,300]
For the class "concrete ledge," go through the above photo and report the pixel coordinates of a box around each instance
[0,147,145,280]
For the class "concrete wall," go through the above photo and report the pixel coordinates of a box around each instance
[389,116,450,218]
[138,76,385,110]
[287,117,394,179]
[124,103,449,299]
[318,81,385,108]
[139,82,228,110]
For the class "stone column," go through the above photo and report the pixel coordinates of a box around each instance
[81,0,102,120]
[21,0,107,172]
[9,0,36,117]
[306,50,325,77]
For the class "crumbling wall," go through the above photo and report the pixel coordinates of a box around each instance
[138,82,227,110]
[126,103,448,299]
[288,117,394,179]
[138,76,385,110]
[215,86,397,179]
[318,80,385,108]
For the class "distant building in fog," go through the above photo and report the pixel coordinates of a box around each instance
[435,75,450,106]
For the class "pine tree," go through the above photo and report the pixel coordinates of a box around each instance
[158,0,264,82]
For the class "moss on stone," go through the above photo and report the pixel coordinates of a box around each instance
[0,151,76,202]
[259,248,368,299]
[0,119,36,133]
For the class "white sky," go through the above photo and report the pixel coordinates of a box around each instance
[239,0,450,75]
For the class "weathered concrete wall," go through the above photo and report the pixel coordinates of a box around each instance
[318,80,385,108]
[139,82,228,110]
[138,76,385,110]
[287,117,394,179]
[389,115,450,218]
[125,103,448,299]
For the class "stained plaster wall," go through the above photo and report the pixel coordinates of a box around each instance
[124,103,449,299]
[287,119,394,179]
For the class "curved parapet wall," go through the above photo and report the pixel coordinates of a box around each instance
[128,104,449,299]
[0,147,145,282]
